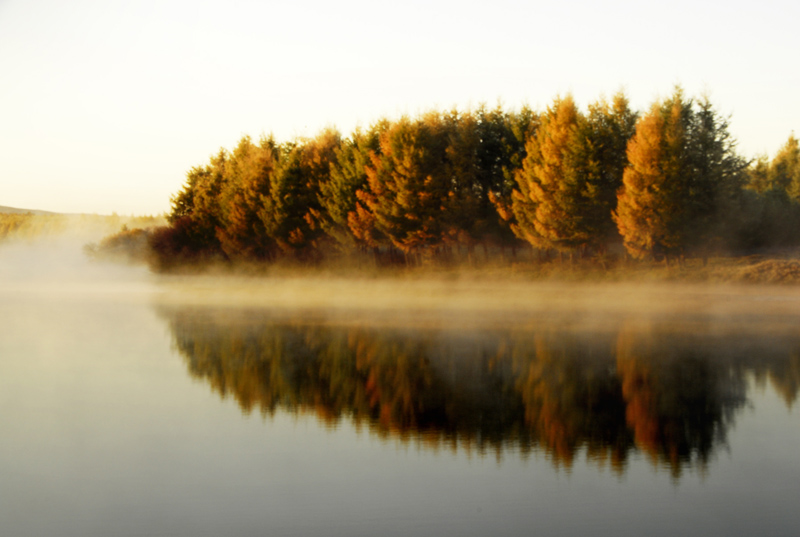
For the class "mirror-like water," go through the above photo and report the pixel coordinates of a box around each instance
[2,246,800,536]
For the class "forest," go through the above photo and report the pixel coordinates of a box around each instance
[99,87,800,273]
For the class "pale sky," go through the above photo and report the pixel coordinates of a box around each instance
[1,0,798,215]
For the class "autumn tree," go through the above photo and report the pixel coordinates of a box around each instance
[511,96,576,251]
[353,115,450,259]
[614,94,689,260]
[318,122,386,251]
[153,150,229,264]
[347,108,536,262]
[151,88,770,269]
[216,135,279,260]
[511,96,592,253]
[744,136,800,197]
[511,93,637,256]
[488,107,539,231]
[259,129,341,258]
[773,135,800,201]
[614,89,747,260]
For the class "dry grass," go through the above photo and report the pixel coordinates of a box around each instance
[729,259,800,284]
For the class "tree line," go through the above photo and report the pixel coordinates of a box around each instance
[146,87,800,269]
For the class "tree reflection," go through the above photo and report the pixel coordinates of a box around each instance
[510,330,632,471]
[616,323,747,478]
[160,306,799,477]
[760,353,800,407]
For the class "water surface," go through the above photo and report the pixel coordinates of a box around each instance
[2,245,799,536]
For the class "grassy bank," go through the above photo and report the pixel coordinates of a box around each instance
[148,247,800,285]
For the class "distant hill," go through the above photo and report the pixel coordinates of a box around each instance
[0,205,57,215]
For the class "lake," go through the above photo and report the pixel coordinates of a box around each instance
[2,241,800,536]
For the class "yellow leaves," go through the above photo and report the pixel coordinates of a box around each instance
[614,99,686,260]
[511,94,605,251]
[626,110,664,180]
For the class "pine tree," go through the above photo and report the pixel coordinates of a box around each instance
[741,136,800,250]
[319,122,386,250]
[685,96,748,251]
[259,129,341,258]
[746,156,771,194]
[582,93,638,245]
[614,89,747,260]
[473,105,538,252]
[216,136,279,260]
[439,108,483,251]
[773,135,800,201]
[354,116,449,258]
[488,106,539,250]
[168,149,228,256]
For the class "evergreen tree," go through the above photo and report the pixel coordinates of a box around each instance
[773,135,800,201]
[259,129,341,258]
[742,136,800,250]
[746,155,772,194]
[441,108,481,249]
[489,106,539,251]
[319,122,386,250]
[614,89,747,260]
[216,135,279,260]
[685,96,748,250]
[354,116,450,258]
[167,150,228,256]
[582,93,638,245]
[474,105,538,251]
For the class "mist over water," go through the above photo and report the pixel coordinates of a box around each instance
[3,235,800,537]
[0,232,154,302]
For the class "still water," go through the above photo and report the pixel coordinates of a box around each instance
[2,247,800,536]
